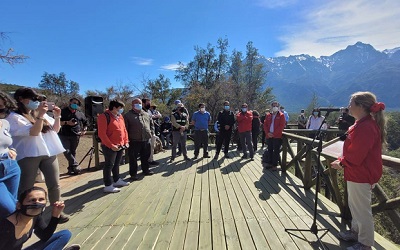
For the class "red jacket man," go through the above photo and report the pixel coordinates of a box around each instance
[236,103,254,160]
[263,101,286,170]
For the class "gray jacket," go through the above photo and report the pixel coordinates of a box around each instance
[123,109,154,141]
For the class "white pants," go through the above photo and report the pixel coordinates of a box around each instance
[347,181,375,246]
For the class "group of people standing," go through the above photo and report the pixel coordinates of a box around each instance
[0,86,387,250]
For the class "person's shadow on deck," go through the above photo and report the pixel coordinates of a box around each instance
[254,170,282,201]
[60,178,105,215]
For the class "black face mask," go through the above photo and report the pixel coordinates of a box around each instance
[179,107,185,113]
[0,108,8,114]
[19,203,46,217]
[145,104,151,109]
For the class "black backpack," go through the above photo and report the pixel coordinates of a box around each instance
[94,112,111,143]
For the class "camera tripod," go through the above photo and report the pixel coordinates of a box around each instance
[79,146,103,170]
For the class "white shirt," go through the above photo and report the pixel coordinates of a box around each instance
[307,115,327,130]
[6,112,65,160]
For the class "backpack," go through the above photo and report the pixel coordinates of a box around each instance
[95,112,111,143]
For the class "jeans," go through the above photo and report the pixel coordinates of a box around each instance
[127,141,151,177]
[239,131,254,158]
[0,157,20,218]
[59,135,80,169]
[24,229,72,250]
[18,155,60,205]
[101,145,124,186]
[160,133,171,148]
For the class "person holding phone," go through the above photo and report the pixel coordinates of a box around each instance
[59,98,88,175]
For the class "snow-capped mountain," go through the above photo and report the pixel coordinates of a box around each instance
[260,42,400,111]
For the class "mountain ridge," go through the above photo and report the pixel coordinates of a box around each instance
[261,42,400,111]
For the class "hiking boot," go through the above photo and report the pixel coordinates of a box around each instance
[113,178,130,187]
[346,242,371,250]
[337,230,358,242]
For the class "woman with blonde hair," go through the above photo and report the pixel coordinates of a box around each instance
[331,91,386,250]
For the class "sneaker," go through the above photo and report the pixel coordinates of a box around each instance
[203,154,211,158]
[169,158,175,163]
[104,185,121,193]
[337,230,358,242]
[130,176,139,181]
[250,158,254,161]
[64,244,81,250]
[114,178,130,187]
[148,161,160,166]
[193,155,198,160]
[59,213,70,224]
[346,242,372,250]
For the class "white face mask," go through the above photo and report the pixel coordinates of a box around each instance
[272,107,279,112]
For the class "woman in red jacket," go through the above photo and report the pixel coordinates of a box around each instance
[98,100,130,193]
[331,91,386,250]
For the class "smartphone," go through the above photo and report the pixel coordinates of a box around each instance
[47,102,55,111]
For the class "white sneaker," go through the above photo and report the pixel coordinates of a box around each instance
[113,178,130,187]
[104,185,121,193]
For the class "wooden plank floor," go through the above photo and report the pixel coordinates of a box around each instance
[27,144,399,250]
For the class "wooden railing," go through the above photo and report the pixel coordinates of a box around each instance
[281,129,400,233]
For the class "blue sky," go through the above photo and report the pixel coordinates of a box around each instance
[1,0,399,94]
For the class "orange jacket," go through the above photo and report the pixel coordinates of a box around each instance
[97,110,129,149]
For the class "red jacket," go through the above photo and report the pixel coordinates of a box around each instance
[98,110,129,149]
[339,115,382,184]
[236,111,253,133]
[263,111,286,138]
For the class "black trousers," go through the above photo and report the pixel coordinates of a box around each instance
[215,129,232,155]
[101,145,124,186]
[252,131,260,151]
[128,141,151,177]
[194,130,209,156]
[59,135,80,168]
[266,138,282,166]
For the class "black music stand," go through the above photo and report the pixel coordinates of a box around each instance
[285,113,331,250]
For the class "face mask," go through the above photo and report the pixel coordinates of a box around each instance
[200,108,205,112]
[0,108,8,114]
[70,103,79,110]
[224,105,230,110]
[272,107,279,112]
[25,100,40,110]
[281,109,284,111]
[241,108,247,112]
[118,108,124,114]
[313,112,318,116]
[20,203,46,217]
[301,112,304,115]
[134,104,142,110]
[145,104,151,109]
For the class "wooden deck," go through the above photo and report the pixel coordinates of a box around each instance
[28,145,399,250]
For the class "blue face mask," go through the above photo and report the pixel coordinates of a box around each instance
[70,103,79,110]
[241,108,247,112]
[134,104,142,110]
[118,108,124,114]
[25,100,40,110]
[313,112,318,116]
[224,105,230,110]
